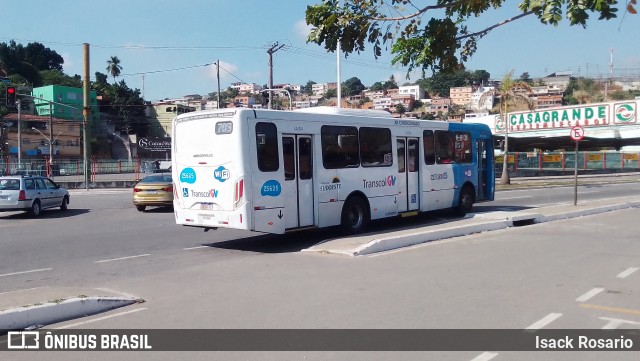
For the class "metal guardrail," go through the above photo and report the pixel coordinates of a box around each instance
[2,151,638,184]
[0,158,169,183]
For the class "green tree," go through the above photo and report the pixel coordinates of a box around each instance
[424,69,469,96]
[0,40,64,74]
[469,70,491,85]
[519,72,532,84]
[420,112,436,120]
[106,56,123,83]
[479,71,535,185]
[394,103,407,116]
[40,70,82,87]
[325,88,337,99]
[369,81,385,91]
[383,75,398,89]
[342,77,365,96]
[306,1,631,76]
[564,77,602,104]
[303,80,316,95]
[24,42,64,71]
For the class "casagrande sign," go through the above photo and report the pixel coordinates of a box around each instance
[498,101,637,133]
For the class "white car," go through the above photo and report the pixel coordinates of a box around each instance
[0,175,70,217]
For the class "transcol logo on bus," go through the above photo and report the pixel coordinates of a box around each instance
[190,189,219,198]
[363,175,396,188]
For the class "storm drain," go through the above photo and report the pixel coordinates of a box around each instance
[512,218,537,227]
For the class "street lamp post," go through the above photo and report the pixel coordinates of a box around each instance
[32,127,61,175]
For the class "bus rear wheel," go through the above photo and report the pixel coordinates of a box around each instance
[455,186,475,216]
[341,196,369,234]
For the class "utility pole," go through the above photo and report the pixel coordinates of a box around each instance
[83,43,91,190]
[216,60,220,109]
[17,99,22,165]
[49,102,53,175]
[336,0,342,108]
[267,43,284,109]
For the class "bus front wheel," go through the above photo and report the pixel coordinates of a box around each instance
[341,196,370,234]
[455,186,475,216]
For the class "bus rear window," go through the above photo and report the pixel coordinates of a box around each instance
[256,122,279,172]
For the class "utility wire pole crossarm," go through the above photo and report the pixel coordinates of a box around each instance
[266,43,285,110]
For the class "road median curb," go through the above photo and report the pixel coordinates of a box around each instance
[304,197,640,257]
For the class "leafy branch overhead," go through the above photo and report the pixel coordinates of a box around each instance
[306,0,635,76]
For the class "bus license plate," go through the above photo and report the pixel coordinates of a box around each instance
[200,203,213,210]
[199,214,214,222]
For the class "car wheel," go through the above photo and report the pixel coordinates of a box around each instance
[60,196,69,211]
[341,196,370,234]
[454,185,475,216]
[30,200,42,217]
[136,205,146,212]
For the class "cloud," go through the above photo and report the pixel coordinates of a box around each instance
[207,60,239,83]
[393,70,419,84]
[294,19,313,41]
[61,53,75,73]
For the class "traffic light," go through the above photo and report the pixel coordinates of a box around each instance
[5,86,16,106]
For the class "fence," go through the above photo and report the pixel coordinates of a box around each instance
[0,157,169,186]
[1,152,639,188]
[495,151,640,177]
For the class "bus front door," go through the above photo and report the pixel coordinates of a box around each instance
[396,137,420,213]
[476,139,489,201]
[282,135,314,229]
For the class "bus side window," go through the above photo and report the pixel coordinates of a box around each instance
[282,137,295,180]
[360,127,392,167]
[423,130,435,165]
[298,137,312,180]
[435,130,455,164]
[321,125,359,169]
[454,131,472,164]
[256,122,279,172]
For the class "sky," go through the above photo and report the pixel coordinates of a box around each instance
[2,0,639,102]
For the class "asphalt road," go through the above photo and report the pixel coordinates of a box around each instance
[1,184,639,360]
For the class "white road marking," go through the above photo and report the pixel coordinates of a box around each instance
[183,246,209,251]
[470,352,499,361]
[94,254,150,263]
[616,267,639,279]
[525,313,562,330]
[0,268,52,278]
[496,196,533,200]
[599,317,640,330]
[576,287,604,302]
[55,307,148,329]
[0,287,41,295]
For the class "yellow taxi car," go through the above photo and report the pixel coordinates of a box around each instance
[133,173,173,212]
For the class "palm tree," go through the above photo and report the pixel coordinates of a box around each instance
[479,71,535,185]
[106,56,123,83]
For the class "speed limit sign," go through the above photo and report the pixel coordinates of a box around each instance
[570,126,585,141]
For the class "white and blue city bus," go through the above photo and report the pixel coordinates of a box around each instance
[171,107,494,234]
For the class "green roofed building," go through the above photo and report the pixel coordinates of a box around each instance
[32,85,99,124]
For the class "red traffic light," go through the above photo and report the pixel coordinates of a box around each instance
[6,86,16,106]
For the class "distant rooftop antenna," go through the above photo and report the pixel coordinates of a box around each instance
[609,49,614,78]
